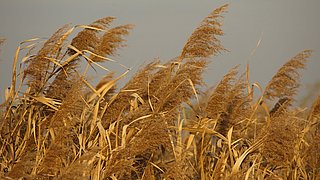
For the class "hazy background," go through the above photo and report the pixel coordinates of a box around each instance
[0,0,319,105]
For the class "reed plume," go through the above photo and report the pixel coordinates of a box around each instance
[205,66,239,120]
[70,17,115,55]
[92,24,133,62]
[264,50,312,101]
[180,4,227,59]
[309,95,320,121]
[99,60,160,129]
[37,78,86,177]
[46,62,78,100]
[257,51,312,178]
[24,25,71,94]
[304,96,320,178]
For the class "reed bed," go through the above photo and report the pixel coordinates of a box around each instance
[0,4,319,179]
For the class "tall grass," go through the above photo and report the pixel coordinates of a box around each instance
[1,4,319,179]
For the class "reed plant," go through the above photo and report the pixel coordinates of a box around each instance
[0,4,319,179]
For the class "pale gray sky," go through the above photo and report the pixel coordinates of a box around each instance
[0,0,319,104]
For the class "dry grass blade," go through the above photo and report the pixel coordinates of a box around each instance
[31,96,61,111]
[231,137,264,175]
[9,46,20,102]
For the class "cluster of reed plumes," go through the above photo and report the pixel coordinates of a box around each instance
[1,4,319,179]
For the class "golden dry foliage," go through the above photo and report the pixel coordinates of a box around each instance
[100,60,160,128]
[256,50,314,179]
[38,78,86,176]
[1,4,320,180]
[304,96,320,178]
